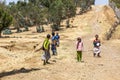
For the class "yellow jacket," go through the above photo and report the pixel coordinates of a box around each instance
[43,38,50,50]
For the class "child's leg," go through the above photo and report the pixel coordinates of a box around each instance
[52,49,55,55]
[79,51,82,61]
[55,48,57,55]
[53,49,57,55]
[77,51,81,62]
[43,60,46,65]
[77,51,79,61]
[55,50,57,55]
[43,51,47,65]
[57,41,60,47]
[97,53,101,57]
[94,53,96,57]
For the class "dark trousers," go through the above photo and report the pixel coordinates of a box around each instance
[77,51,82,62]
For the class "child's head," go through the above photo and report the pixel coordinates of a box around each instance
[95,34,99,39]
[52,31,55,36]
[56,33,59,35]
[77,37,81,42]
[47,34,51,39]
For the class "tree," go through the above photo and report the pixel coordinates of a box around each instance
[28,0,48,32]
[49,0,64,31]
[110,0,120,8]
[40,0,52,8]
[63,0,76,18]
[41,0,76,30]
[8,0,48,32]
[62,0,76,28]
[90,0,95,5]
[8,2,22,32]
[7,0,77,32]
[0,7,13,37]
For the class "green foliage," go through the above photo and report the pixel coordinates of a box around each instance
[41,0,52,8]
[62,0,76,18]
[51,24,60,31]
[6,0,93,32]
[90,0,95,5]
[8,0,47,32]
[6,0,76,31]
[49,0,64,23]
[48,0,64,30]
[78,0,94,14]
[8,1,27,30]
[6,0,94,32]
[110,0,120,8]
[28,5,48,25]
[0,7,13,36]
[49,0,76,30]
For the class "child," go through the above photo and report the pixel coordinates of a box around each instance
[51,40,57,55]
[93,34,101,57]
[55,33,60,47]
[35,34,51,65]
[51,32,57,55]
[76,37,83,62]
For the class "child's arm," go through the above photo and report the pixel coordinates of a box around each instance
[82,42,84,51]
[99,40,101,46]
[34,48,41,52]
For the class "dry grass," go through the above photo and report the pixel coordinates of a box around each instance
[112,25,120,39]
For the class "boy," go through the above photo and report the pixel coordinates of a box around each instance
[51,32,57,55]
[35,34,51,65]
[55,33,60,47]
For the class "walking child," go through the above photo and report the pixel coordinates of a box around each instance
[51,32,57,55]
[35,34,51,65]
[55,33,60,47]
[76,37,84,62]
[51,40,57,55]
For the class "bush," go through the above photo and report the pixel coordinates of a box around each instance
[0,7,13,37]
[51,24,60,31]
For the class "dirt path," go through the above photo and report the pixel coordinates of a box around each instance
[1,6,120,80]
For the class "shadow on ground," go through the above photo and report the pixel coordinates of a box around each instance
[0,68,41,78]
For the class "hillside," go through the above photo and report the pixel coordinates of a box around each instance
[0,5,120,80]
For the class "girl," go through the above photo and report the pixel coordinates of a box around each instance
[76,37,84,62]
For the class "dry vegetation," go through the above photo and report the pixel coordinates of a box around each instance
[112,25,120,39]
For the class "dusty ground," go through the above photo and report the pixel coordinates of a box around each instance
[0,5,120,80]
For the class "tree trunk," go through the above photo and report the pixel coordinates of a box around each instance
[0,31,2,38]
[56,21,60,27]
[66,19,70,28]
[74,0,78,7]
